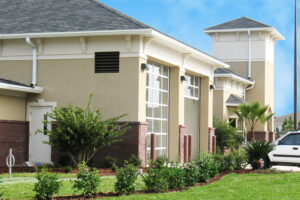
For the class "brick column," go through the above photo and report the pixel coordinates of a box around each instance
[253,131,268,141]
[268,132,276,142]
[179,125,186,163]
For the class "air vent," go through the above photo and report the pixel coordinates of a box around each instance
[95,52,120,73]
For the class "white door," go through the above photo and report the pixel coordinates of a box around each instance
[29,106,53,163]
[269,133,300,164]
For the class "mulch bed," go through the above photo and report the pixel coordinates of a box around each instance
[0,167,116,176]
[53,169,282,200]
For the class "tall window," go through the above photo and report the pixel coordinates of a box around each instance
[146,61,169,159]
[184,73,200,100]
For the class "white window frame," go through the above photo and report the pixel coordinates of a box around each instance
[184,73,201,100]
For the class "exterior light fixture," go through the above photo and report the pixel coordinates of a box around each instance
[180,75,186,81]
[141,63,149,71]
[210,85,216,90]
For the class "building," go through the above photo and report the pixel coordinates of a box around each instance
[204,17,284,139]
[0,0,228,166]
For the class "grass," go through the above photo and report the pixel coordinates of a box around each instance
[1,172,300,199]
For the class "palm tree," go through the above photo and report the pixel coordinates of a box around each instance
[232,102,274,141]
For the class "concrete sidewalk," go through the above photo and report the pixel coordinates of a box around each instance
[272,165,300,172]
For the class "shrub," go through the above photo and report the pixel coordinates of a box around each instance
[0,177,3,200]
[36,94,129,165]
[214,118,244,153]
[73,162,101,197]
[63,166,73,173]
[115,161,139,195]
[104,155,118,171]
[194,153,220,182]
[213,153,235,172]
[244,141,275,169]
[33,165,62,200]
[167,162,186,189]
[183,161,200,186]
[128,154,142,168]
[142,160,169,193]
[230,149,247,170]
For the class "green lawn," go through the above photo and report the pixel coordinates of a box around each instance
[1,172,300,199]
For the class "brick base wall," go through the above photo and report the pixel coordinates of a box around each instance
[0,120,29,166]
[247,131,276,142]
[178,125,186,163]
[52,121,148,167]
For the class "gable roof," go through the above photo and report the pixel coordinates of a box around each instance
[204,17,270,31]
[0,0,149,34]
[214,68,254,84]
[226,94,245,106]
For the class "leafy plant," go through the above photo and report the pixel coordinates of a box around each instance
[214,118,244,153]
[194,153,220,182]
[115,161,139,195]
[232,102,273,141]
[63,166,73,173]
[33,165,62,200]
[213,153,235,172]
[142,160,169,193]
[183,161,200,186]
[128,154,142,168]
[230,149,247,170]
[244,141,275,169]
[167,162,186,189]
[36,94,129,165]
[104,155,118,171]
[73,162,101,197]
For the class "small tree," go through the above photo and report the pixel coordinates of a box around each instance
[232,102,273,141]
[213,118,244,153]
[282,116,294,134]
[37,94,129,165]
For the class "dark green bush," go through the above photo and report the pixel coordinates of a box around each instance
[104,155,118,171]
[214,118,244,153]
[73,162,101,197]
[115,161,139,195]
[142,160,169,193]
[167,162,186,189]
[63,166,73,173]
[183,161,200,186]
[128,154,142,168]
[33,166,62,200]
[230,149,247,170]
[194,153,220,182]
[244,141,275,169]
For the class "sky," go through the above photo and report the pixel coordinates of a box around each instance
[101,0,297,117]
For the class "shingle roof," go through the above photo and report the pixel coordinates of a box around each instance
[0,77,32,88]
[205,17,271,31]
[214,68,253,82]
[226,94,245,106]
[0,0,150,34]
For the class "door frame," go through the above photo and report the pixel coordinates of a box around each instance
[26,99,56,163]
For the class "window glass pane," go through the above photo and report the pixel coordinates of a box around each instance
[146,119,152,133]
[156,134,161,148]
[281,134,298,145]
[153,105,161,118]
[162,121,168,133]
[161,149,168,158]
[147,135,151,148]
[152,90,160,104]
[162,78,168,91]
[153,65,160,74]
[146,104,153,117]
[163,67,168,76]
[195,88,199,98]
[153,120,161,133]
[146,89,152,102]
[161,135,168,148]
[162,92,168,105]
[162,106,168,119]
[195,77,199,86]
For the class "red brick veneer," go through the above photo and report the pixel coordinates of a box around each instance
[0,120,29,166]
[52,121,148,167]
[179,125,186,163]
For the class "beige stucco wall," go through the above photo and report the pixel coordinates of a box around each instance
[227,61,274,131]
[184,98,200,157]
[0,93,26,121]
[0,58,143,122]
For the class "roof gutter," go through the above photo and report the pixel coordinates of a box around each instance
[0,82,43,94]
[214,73,254,85]
[26,37,37,86]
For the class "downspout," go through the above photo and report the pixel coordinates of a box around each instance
[243,81,255,142]
[248,30,252,79]
[26,37,37,86]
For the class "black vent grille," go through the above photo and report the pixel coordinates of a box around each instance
[95,52,120,73]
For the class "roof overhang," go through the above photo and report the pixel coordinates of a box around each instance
[0,28,229,70]
[0,83,43,94]
[214,73,254,85]
[203,27,285,40]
